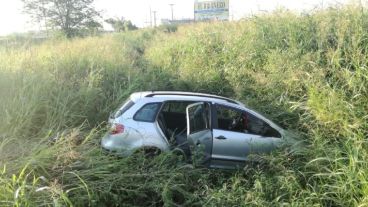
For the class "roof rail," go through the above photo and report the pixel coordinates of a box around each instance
[145,92,239,105]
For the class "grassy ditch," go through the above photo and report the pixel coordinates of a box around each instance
[1,5,368,206]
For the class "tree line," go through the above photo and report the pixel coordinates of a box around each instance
[22,0,138,38]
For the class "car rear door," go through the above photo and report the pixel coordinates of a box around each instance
[186,102,213,167]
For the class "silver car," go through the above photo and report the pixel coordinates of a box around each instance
[102,91,286,168]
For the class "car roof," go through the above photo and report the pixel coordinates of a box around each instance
[130,91,244,106]
[128,91,284,133]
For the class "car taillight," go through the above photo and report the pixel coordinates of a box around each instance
[110,123,124,135]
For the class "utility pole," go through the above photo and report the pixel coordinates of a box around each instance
[149,6,153,27]
[230,4,234,21]
[153,11,157,27]
[169,4,175,21]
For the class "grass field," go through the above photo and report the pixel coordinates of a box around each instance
[1,4,368,206]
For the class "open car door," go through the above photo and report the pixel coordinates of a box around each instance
[186,102,212,167]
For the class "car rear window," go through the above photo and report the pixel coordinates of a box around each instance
[113,99,135,118]
[134,103,161,122]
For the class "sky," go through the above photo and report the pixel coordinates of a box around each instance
[0,0,348,36]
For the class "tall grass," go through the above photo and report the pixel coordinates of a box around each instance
[1,4,368,206]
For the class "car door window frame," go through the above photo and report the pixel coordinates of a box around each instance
[187,102,212,135]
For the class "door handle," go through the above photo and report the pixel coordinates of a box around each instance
[215,136,227,140]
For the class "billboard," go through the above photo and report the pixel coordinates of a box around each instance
[194,0,229,21]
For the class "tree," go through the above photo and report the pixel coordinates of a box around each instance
[22,0,102,38]
[123,20,138,31]
[105,17,138,32]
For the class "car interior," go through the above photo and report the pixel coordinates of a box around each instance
[157,101,195,153]
[216,105,281,138]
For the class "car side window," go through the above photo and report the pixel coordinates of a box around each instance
[216,105,244,132]
[134,103,161,122]
[215,105,281,138]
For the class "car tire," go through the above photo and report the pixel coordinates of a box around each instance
[134,147,161,158]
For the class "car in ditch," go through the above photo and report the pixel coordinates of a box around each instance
[101,91,286,168]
